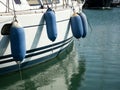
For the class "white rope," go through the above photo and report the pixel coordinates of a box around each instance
[12,0,17,21]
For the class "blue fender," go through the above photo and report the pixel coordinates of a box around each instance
[44,8,57,42]
[78,12,88,38]
[10,21,26,62]
[70,14,83,39]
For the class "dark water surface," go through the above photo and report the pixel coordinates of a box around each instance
[0,8,120,90]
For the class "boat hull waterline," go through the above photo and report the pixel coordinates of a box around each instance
[0,0,86,75]
[0,6,75,75]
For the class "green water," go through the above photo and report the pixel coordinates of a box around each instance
[0,8,120,90]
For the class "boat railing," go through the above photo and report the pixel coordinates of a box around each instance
[0,0,31,13]
[0,0,85,13]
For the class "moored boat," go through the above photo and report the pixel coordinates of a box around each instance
[0,0,87,75]
[84,0,113,9]
[111,0,120,7]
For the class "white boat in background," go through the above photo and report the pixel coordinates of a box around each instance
[84,0,113,9]
[112,0,120,7]
[112,0,120,3]
[0,0,87,75]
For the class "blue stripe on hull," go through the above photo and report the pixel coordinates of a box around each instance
[0,37,73,75]
[0,52,58,75]
[0,37,72,61]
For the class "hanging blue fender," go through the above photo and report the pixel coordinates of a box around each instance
[44,8,57,42]
[70,13,83,39]
[10,21,26,62]
[78,12,88,38]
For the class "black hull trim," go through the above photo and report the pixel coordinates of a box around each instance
[0,37,73,75]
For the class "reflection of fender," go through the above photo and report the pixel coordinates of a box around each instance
[44,8,57,42]
[78,12,88,38]
[70,13,83,39]
[10,21,26,62]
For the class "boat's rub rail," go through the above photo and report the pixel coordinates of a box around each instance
[0,9,45,16]
[0,37,73,64]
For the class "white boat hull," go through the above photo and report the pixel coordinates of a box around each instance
[0,9,73,75]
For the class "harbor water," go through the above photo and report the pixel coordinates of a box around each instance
[0,8,120,90]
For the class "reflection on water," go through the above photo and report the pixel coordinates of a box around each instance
[0,8,120,90]
[75,8,120,90]
[0,43,85,90]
